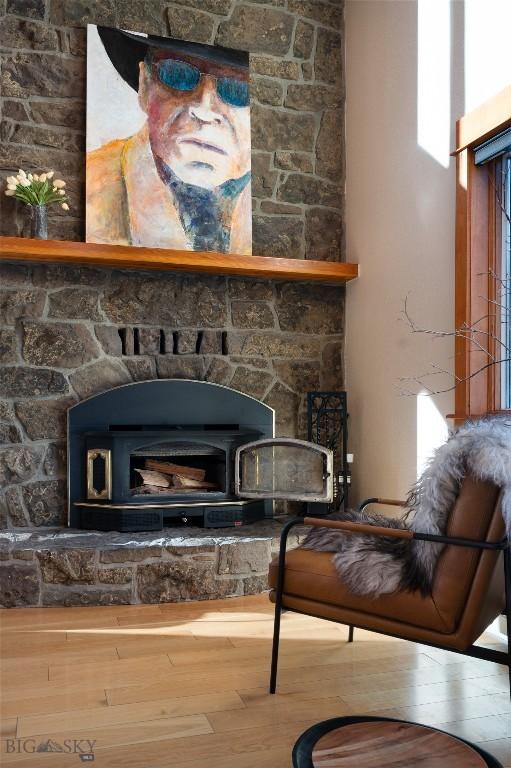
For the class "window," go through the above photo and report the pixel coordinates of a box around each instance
[454,86,511,421]
[500,152,511,408]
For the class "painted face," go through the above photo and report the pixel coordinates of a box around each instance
[139,51,251,190]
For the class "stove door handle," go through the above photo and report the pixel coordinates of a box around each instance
[87,448,112,500]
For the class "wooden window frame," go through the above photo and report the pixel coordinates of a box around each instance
[453,84,511,423]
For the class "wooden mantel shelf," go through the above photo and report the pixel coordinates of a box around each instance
[0,236,359,284]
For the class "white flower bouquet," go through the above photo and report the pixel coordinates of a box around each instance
[4,168,70,239]
[4,169,69,210]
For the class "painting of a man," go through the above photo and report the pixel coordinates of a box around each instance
[86,26,252,254]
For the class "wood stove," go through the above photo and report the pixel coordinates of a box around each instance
[68,380,333,531]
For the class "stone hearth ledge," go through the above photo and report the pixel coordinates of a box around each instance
[0,520,305,608]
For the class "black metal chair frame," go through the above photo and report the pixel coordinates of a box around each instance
[269,514,511,699]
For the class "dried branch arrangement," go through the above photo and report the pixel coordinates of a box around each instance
[399,162,510,399]
[398,284,511,396]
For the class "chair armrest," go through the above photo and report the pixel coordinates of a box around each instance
[358,497,407,513]
[303,516,412,540]
[302,516,508,551]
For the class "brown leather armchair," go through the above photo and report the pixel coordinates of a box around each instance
[268,476,511,698]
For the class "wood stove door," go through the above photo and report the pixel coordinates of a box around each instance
[234,438,333,502]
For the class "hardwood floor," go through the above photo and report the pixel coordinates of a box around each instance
[0,594,509,767]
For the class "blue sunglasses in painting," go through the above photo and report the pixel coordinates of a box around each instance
[152,58,250,108]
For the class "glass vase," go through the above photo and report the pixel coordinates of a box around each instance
[29,204,48,239]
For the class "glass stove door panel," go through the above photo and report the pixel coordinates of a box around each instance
[235,438,333,502]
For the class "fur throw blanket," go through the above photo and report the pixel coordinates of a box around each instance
[301,416,511,598]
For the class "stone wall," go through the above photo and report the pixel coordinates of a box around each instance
[0,260,344,530]
[0,0,346,533]
[0,0,345,256]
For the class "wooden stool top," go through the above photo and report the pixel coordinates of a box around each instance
[311,720,486,767]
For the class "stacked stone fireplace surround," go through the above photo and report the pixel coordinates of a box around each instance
[0,0,346,607]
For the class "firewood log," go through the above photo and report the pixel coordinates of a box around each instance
[144,459,206,481]
[134,469,171,488]
[131,485,206,495]
[131,484,168,495]
[172,474,218,490]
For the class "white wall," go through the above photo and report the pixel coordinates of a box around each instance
[344,0,511,504]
